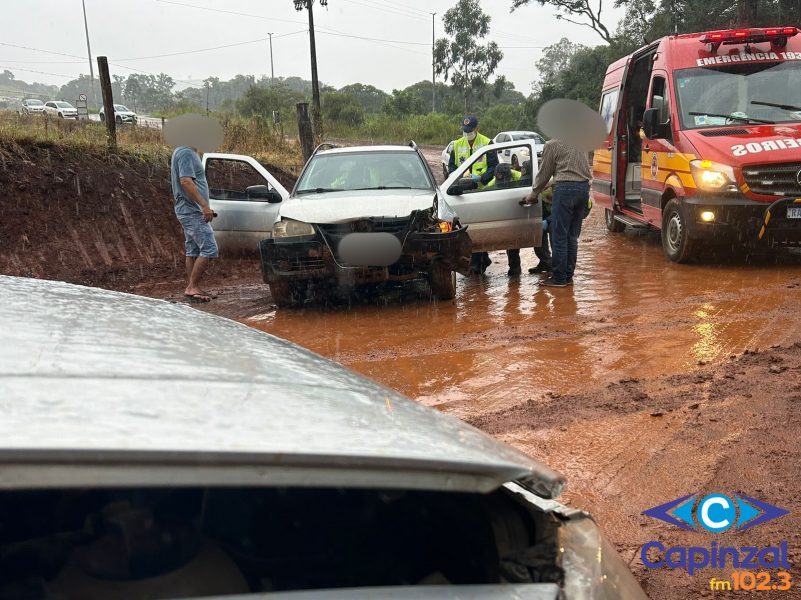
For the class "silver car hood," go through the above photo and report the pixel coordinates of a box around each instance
[281,189,437,224]
[0,276,565,498]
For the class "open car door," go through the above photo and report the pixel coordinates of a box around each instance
[202,153,290,255]
[442,140,541,252]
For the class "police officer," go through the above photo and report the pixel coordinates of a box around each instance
[448,115,498,274]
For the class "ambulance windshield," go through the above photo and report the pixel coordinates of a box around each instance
[675,60,801,129]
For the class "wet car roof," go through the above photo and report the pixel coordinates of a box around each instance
[0,276,564,498]
[318,145,416,155]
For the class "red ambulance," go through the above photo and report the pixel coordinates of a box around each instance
[592,26,801,262]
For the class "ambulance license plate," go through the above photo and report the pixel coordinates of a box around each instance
[788,205,801,219]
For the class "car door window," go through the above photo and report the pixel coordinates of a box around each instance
[206,158,274,200]
[458,143,534,194]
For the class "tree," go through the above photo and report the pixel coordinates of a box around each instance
[512,0,614,43]
[322,91,365,125]
[381,88,426,117]
[434,0,504,112]
[338,83,388,113]
[533,38,587,95]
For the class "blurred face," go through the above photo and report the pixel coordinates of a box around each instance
[465,130,477,141]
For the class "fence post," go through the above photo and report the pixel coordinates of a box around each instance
[97,56,116,151]
[296,102,315,164]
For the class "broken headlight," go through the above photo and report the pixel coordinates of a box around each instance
[273,219,315,238]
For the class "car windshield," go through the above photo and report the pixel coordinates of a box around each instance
[115,104,130,111]
[26,99,43,106]
[296,151,433,194]
[54,102,73,108]
[675,60,801,128]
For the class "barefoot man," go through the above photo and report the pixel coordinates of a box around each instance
[170,144,217,303]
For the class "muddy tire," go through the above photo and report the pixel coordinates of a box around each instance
[428,264,456,300]
[605,208,626,232]
[661,198,696,263]
[269,280,304,307]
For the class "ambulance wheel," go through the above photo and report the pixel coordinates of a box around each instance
[428,264,456,300]
[605,208,626,232]
[661,199,696,263]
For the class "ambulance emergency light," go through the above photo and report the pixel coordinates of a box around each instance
[700,27,798,49]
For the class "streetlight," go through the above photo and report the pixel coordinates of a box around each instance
[293,0,327,134]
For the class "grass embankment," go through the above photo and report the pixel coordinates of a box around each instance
[0,112,303,173]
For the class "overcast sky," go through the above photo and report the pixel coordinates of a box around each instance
[2,0,625,94]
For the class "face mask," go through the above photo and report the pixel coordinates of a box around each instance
[465,131,477,141]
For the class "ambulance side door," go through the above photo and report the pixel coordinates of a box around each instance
[640,72,676,227]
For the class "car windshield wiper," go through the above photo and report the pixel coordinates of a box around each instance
[351,186,413,190]
[689,111,774,124]
[296,187,344,195]
[751,100,801,112]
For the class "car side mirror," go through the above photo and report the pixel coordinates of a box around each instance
[642,108,660,139]
[247,185,282,203]
[447,182,464,196]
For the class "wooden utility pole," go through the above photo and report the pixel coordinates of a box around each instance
[97,56,116,150]
[297,103,315,163]
[431,12,436,113]
[294,0,324,137]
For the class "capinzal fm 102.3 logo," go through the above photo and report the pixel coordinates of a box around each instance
[644,493,788,533]
[641,493,791,576]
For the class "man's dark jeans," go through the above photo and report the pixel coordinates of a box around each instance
[550,181,589,284]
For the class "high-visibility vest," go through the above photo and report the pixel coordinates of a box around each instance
[453,133,491,176]
[482,169,521,190]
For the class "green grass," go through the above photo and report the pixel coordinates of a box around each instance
[0,111,303,172]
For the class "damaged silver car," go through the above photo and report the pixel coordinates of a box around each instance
[0,276,646,599]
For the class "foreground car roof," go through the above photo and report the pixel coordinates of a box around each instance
[317,145,417,155]
[0,276,564,498]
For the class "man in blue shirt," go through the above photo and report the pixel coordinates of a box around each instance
[171,145,218,302]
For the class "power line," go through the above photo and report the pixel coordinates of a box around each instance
[0,42,86,60]
[0,65,77,79]
[339,0,431,22]
[0,59,86,64]
[154,0,311,26]
[114,33,305,62]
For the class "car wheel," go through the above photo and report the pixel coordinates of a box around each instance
[269,280,304,307]
[115,115,122,125]
[661,198,696,263]
[428,263,456,300]
[442,164,449,179]
[58,112,64,119]
[605,208,626,232]
[99,113,105,122]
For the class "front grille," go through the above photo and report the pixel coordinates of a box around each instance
[317,217,409,235]
[317,218,409,263]
[742,162,801,196]
[270,242,326,272]
[700,128,749,137]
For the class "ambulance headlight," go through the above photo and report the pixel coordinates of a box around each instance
[690,160,737,192]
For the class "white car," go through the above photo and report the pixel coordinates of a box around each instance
[205,139,542,305]
[493,131,546,168]
[20,98,46,115]
[0,274,648,599]
[441,140,454,179]
[99,103,138,124]
[43,100,77,119]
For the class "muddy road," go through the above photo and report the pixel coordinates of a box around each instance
[6,139,801,597]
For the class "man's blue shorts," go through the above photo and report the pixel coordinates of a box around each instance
[177,212,219,258]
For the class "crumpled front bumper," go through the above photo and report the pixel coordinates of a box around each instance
[259,226,472,285]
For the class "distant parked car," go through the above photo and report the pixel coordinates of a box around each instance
[20,98,46,115]
[441,140,454,179]
[43,101,78,119]
[493,131,546,168]
[99,103,138,124]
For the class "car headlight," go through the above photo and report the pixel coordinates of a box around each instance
[273,218,315,238]
[520,148,530,156]
[560,515,648,598]
[690,160,737,192]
